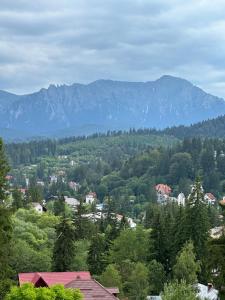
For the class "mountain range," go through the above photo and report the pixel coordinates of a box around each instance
[1,75,225,141]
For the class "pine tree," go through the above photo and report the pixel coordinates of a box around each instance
[73,200,94,240]
[148,259,166,295]
[127,262,149,300]
[52,217,76,271]
[87,233,107,275]
[0,138,10,202]
[0,138,13,298]
[172,205,187,264]
[53,194,66,216]
[12,189,25,209]
[173,241,200,284]
[185,178,209,261]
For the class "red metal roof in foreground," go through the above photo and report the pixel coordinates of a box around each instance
[65,279,119,300]
[19,272,91,286]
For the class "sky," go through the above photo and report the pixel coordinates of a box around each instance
[1,0,225,97]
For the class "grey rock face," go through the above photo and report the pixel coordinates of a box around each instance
[0,75,225,140]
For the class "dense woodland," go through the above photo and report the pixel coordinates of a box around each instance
[0,130,225,299]
[163,114,225,138]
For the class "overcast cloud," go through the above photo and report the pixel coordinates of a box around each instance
[1,0,225,97]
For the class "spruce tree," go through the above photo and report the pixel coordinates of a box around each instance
[12,189,25,209]
[185,178,209,260]
[173,241,200,284]
[0,138,13,298]
[52,217,76,271]
[87,233,107,275]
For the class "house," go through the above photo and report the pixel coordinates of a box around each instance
[96,203,104,211]
[155,184,172,204]
[85,192,97,204]
[64,196,80,209]
[127,217,137,228]
[50,175,57,184]
[19,272,91,287]
[210,226,224,239]
[18,272,119,300]
[204,193,216,205]
[68,181,80,192]
[31,203,46,213]
[177,193,185,206]
[66,279,119,299]
[155,184,172,195]
[196,283,219,300]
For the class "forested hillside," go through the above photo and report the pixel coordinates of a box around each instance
[163,114,225,138]
[1,133,225,299]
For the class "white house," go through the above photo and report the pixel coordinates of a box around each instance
[127,217,137,228]
[68,181,80,192]
[177,193,186,206]
[85,192,97,204]
[64,196,80,209]
[31,203,44,213]
[204,193,216,205]
[50,175,57,184]
[196,283,219,300]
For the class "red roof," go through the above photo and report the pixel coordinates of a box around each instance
[155,184,172,195]
[65,279,119,300]
[205,193,216,200]
[19,272,91,287]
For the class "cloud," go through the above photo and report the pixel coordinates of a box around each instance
[0,0,225,97]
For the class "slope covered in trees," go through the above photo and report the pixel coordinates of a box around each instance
[1,132,225,298]
[163,114,225,138]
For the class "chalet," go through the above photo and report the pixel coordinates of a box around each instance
[68,181,80,191]
[155,184,172,204]
[196,283,219,300]
[31,203,46,213]
[64,196,80,209]
[85,192,97,204]
[204,193,216,205]
[18,272,119,300]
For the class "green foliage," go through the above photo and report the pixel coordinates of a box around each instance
[126,262,149,300]
[52,218,76,271]
[173,241,200,284]
[162,281,198,300]
[12,189,25,209]
[71,240,90,271]
[148,260,166,294]
[11,209,59,273]
[5,283,83,300]
[185,178,209,260]
[109,226,149,265]
[0,138,13,298]
[0,138,10,201]
[99,264,122,293]
[87,233,107,275]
